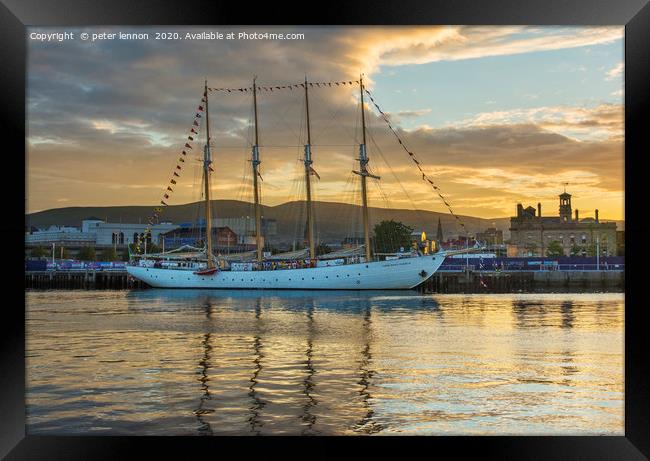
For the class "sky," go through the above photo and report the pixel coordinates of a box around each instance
[26,26,624,220]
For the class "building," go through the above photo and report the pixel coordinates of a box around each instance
[476,227,503,245]
[509,191,617,257]
[162,224,239,252]
[476,227,506,256]
[213,217,277,239]
[25,217,178,249]
[25,225,95,246]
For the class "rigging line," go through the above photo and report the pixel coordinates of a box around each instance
[308,89,356,144]
[366,123,428,230]
[264,89,302,142]
[363,88,468,236]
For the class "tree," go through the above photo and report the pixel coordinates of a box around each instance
[546,241,564,257]
[570,245,584,256]
[30,246,48,258]
[373,220,413,254]
[586,243,597,257]
[77,246,96,261]
[316,243,332,256]
[99,248,118,261]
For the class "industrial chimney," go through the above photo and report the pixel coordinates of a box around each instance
[537,202,542,218]
[575,209,579,221]
[595,209,599,223]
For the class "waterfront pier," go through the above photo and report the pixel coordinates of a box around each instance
[25,270,147,290]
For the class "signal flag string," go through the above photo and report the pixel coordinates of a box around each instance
[206,79,361,94]
[362,88,468,236]
[134,92,207,254]
[363,88,491,288]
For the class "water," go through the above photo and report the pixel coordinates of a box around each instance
[26,290,624,435]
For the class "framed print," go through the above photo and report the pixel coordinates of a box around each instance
[3,0,649,458]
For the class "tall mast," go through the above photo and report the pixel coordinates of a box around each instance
[304,76,315,260]
[354,75,379,262]
[252,77,263,262]
[203,80,214,268]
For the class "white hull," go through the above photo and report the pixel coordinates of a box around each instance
[127,254,445,290]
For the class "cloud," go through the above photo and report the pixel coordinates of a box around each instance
[605,62,624,80]
[447,103,623,141]
[25,26,624,220]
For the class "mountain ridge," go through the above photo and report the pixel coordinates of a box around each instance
[25,199,624,244]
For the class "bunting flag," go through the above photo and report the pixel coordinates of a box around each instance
[134,91,207,255]
[363,87,468,236]
[205,79,363,93]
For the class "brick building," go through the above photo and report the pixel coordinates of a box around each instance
[509,191,617,257]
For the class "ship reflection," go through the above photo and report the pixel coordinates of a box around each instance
[129,289,437,435]
[301,301,318,435]
[248,298,265,435]
[193,299,214,435]
[182,293,392,435]
[353,300,383,434]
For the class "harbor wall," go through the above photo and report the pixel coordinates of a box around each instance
[25,270,147,290]
[420,270,624,293]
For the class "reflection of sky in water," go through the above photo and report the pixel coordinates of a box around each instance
[26,291,623,435]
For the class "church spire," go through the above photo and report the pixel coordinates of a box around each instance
[436,217,443,243]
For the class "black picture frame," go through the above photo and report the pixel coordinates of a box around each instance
[3,0,649,458]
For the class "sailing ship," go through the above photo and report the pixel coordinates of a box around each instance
[126,76,464,289]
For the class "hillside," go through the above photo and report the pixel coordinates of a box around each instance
[26,199,513,244]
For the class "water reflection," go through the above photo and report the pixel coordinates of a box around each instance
[26,291,624,435]
[560,301,574,329]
